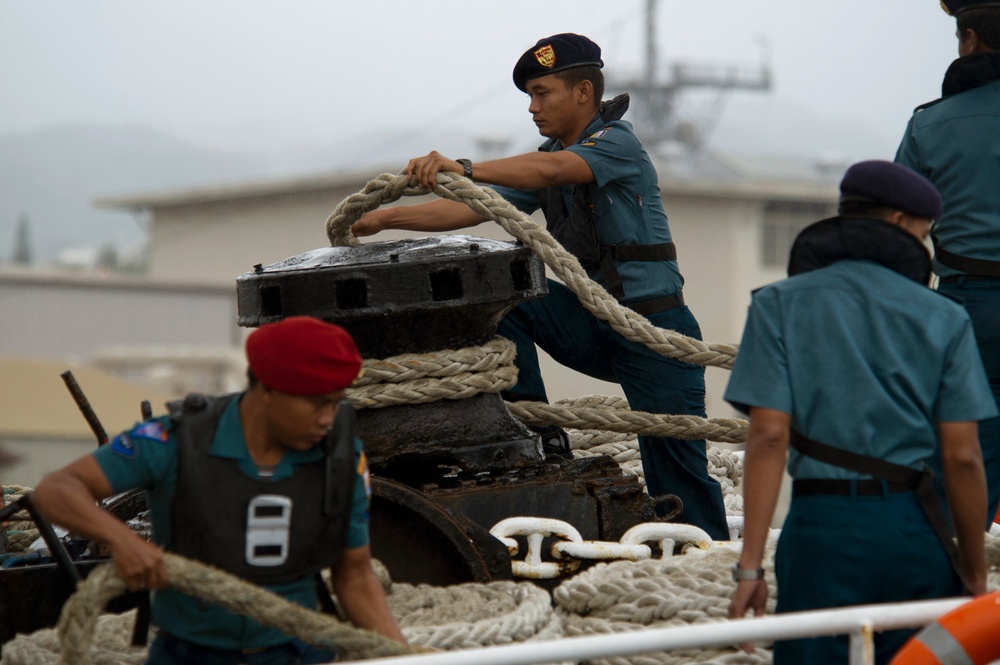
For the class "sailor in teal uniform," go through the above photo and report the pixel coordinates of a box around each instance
[351,33,728,540]
[32,317,408,665]
[95,398,369,660]
[894,0,1000,521]
[726,162,993,665]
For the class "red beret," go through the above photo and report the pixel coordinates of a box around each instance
[246,317,362,395]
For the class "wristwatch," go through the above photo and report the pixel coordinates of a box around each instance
[456,158,473,180]
[732,563,765,582]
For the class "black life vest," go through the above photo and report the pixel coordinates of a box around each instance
[537,93,677,302]
[168,393,355,586]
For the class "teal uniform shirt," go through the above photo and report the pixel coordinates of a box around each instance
[724,260,996,480]
[94,396,371,650]
[492,114,683,303]
[895,58,1000,278]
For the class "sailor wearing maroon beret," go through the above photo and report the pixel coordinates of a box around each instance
[896,0,1000,525]
[32,316,409,664]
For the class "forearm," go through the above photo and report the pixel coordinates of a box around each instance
[738,411,789,570]
[334,569,407,643]
[472,152,590,189]
[33,471,133,547]
[379,199,485,233]
[943,454,987,592]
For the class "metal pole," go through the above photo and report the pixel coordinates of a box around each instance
[848,622,875,665]
[22,494,81,584]
[61,371,108,447]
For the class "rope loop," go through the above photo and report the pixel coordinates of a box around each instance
[326,171,739,370]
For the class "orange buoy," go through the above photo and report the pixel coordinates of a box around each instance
[890,591,1000,664]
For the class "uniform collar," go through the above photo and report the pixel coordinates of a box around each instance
[787,216,932,285]
[577,92,630,143]
[209,394,325,474]
[539,93,631,152]
[942,52,1000,97]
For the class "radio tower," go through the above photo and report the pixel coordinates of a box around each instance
[610,0,773,158]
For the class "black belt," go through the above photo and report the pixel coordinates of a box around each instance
[628,292,684,316]
[939,274,1000,284]
[790,430,966,593]
[793,478,911,497]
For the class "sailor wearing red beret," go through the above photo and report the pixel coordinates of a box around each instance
[32,316,409,664]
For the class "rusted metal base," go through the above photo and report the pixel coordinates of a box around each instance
[358,394,541,478]
[369,477,512,585]
[421,455,656,542]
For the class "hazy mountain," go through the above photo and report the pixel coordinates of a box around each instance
[0,124,275,264]
[0,123,488,266]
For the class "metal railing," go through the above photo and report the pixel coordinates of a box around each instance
[369,597,967,665]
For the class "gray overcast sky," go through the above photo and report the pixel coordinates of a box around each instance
[0,1,962,167]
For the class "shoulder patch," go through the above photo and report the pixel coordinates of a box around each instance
[587,129,609,139]
[130,421,170,443]
[357,451,371,498]
[110,433,135,458]
[581,141,596,147]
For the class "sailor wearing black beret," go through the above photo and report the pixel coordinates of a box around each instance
[940,0,1000,15]
[353,31,731,541]
[726,157,993,663]
[512,33,604,92]
[896,1,1000,525]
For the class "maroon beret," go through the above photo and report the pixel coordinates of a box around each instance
[839,160,943,219]
[246,316,362,395]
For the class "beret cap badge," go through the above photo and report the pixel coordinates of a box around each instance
[940,0,1000,14]
[534,44,556,68]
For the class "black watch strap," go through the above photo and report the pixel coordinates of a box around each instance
[456,158,473,180]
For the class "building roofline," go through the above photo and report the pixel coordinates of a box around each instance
[94,166,399,210]
[93,155,839,211]
[0,267,234,294]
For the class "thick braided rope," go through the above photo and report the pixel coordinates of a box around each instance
[354,338,516,386]
[348,338,517,409]
[568,431,745,514]
[506,395,747,443]
[1,611,147,665]
[345,340,744,444]
[2,485,39,553]
[553,543,776,665]
[325,172,738,369]
[390,581,553,648]
[55,553,414,665]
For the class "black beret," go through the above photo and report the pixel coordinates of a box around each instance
[839,160,943,219]
[512,33,604,92]
[940,0,1000,15]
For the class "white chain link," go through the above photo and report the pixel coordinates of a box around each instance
[490,517,743,579]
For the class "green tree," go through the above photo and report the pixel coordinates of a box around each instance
[11,214,33,265]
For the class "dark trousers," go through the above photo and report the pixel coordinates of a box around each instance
[497,279,729,540]
[774,490,963,665]
[146,633,337,665]
[938,279,1000,523]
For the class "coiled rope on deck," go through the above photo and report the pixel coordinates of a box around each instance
[325,172,739,370]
